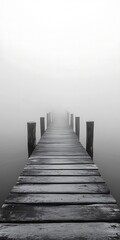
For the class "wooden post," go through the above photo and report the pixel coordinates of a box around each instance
[66,112,69,125]
[47,112,51,128]
[47,113,49,128]
[71,114,74,130]
[27,122,36,157]
[40,117,45,137]
[50,112,52,122]
[86,121,94,159]
[49,112,51,123]
[75,117,80,139]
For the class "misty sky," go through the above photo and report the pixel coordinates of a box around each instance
[0,0,120,206]
[0,0,120,112]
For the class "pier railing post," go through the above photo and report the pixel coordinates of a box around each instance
[40,117,45,137]
[86,121,94,159]
[50,112,52,122]
[75,117,80,139]
[47,112,52,129]
[47,113,49,129]
[49,112,51,123]
[66,112,69,125]
[27,122,36,157]
[71,114,74,130]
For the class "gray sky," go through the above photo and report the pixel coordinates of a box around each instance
[0,0,120,113]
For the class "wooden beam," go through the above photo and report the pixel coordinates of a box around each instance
[75,117,80,139]
[27,122,36,157]
[47,113,49,128]
[71,114,74,130]
[66,112,69,125]
[49,112,51,123]
[47,113,51,128]
[86,121,94,159]
[40,117,45,137]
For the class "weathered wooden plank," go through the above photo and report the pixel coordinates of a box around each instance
[40,135,77,138]
[35,145,84,149]
[11,183,109,193]
[22,169,100,176]
[2,202,120,223]
[0,223,120,239]
[5,193,116,204]
[37,143,81,146]
[44,133,76,135]
[39,136,78,138]
[1,223,120,239]
[0,222,120,240]
[0,204,120,222]
[36,144,84,147]
[36,143,83,146]
[34,149,87,153]
[31,152,89,156]
[39,140,79,143]
[17,176,104,184]
[29,155,91,159]
[24,164,98,170]
[36,147,85,151]
[34,151,88,155]
[40,134,78,137]
[33,152,89,156]
[27,158,93,164]
[35,143,83,147]
[42,139,79,141]
[34,145,85,149]
[39,140,79,144]
[44,130,74,133]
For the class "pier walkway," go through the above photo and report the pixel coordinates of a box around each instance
[0,116,120,239]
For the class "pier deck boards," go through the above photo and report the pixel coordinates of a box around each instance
[0,118,120,239]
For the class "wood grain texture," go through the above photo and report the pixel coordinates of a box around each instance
[29,155,91,159]
[0,223,120,239]
[34,152,89,157]
[24,164,98,170]
[86,121,94,159]
[22,169,100,176]
[27,122,36,157]
[0,204,120,222]
[5,193,116,204]
[17,176,104,184]
[11,183,110,193]
[27,158,93,164]
[40,117,45,137]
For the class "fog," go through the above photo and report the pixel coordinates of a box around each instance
[0,0,120,206]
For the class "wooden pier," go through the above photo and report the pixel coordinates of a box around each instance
[0,114,120,239]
